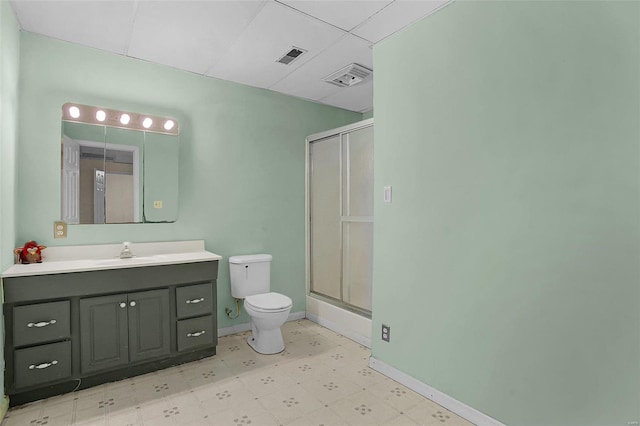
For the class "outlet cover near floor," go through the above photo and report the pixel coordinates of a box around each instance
[382,324,390,342]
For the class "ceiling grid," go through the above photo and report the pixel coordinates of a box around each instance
[10,0,452,113]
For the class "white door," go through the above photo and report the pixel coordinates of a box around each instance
[61,135,80,224]
[93,169,106,224]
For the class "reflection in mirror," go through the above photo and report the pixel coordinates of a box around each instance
[61,103,180,224]
[144,132,179,222]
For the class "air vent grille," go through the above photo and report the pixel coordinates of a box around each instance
[277,47,307,65]
[323,63,373,88]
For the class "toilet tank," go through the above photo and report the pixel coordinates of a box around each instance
[229,254,272,299]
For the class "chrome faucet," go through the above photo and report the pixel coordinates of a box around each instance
[120,242,134,259]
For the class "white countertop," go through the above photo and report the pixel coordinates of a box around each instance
[2,240,222,278]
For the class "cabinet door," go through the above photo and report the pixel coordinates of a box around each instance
[80,294,129,374]
[128,289,170,363]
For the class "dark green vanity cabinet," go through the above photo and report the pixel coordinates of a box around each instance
[3,260,218,406]
[80,289,171,373]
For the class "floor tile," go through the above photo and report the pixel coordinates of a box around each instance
[299,375,363,405]
[256,385,324,424]
[105,408,140,426]
[285,406,349,426]
[326,390,402,426]
[404,400,471,426]
[203,398,279,426]
[368,381,427,412]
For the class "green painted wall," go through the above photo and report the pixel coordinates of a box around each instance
[16,32,361,328]
[143,132,179,222]
[0,0,19,270]
[372,2,640,425]
[0,0,20,409]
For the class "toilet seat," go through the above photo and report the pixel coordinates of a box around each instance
[245,292,292,313]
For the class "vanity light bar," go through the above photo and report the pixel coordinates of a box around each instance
[61,102,179,136]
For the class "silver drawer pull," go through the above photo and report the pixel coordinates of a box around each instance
[187,330,206,338]
[185,298,205,304]
[29,360,58,370]
[27,320,57,328]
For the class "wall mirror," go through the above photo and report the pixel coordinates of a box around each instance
[61,103,179,224]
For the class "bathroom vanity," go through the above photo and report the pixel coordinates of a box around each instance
[1,241,221,406]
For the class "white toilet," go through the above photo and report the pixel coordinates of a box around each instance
[229,254,292,354]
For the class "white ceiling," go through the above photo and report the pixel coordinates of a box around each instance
[9,0,450,113]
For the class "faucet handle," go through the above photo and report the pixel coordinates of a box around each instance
[120,242,134,259]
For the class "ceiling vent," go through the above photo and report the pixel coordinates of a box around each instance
[277,47,307,65]
[324,63,373,88]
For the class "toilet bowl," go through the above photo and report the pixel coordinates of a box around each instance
[229,254,293,355]
[244,292,292,354]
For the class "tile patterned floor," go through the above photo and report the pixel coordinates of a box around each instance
[2,319,472,426]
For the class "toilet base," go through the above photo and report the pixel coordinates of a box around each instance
[246,329,285,355]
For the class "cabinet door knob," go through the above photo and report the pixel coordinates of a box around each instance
[187,330,206,337]
[119,302,126,308]
[29,360,58,370]
[130,301,136,307]
[27,319,57,328]
[185,298,205,304]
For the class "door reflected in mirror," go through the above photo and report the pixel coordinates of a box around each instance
[61,103,179,224]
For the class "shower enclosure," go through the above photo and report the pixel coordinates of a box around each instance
[307,119,373,317]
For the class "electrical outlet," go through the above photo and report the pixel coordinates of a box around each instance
[153,200,163,209]
[54,221,67,239]
[382,324,390,342]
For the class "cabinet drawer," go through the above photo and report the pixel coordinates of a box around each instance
[176,283,212,319]
[14,341,72,389]
[176,315,214,352]
[13,301,71,347]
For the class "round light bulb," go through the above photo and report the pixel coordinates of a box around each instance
[120,113,130,125]
[142,117,153,129]
[163,120,175,131]
[69,106,80,119]
[96,110,106,122]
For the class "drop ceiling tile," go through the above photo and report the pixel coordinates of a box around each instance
[270,34,372,102]
[128,1,266,75]
[9,0,136,55]
[319,79,373,112]
[279,0,393,31]
[205,1,345,89]
[353,0,450,44]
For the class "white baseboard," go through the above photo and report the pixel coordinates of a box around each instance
[369,357,505,426]
[218,311,306,337]
[305,296,371,348]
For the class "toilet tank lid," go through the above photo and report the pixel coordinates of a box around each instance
[229,254,272,264]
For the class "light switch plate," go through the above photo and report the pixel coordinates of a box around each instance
[383,186,392,203]
[54,221,67,239]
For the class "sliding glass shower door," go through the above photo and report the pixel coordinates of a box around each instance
[308,122,373,316]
